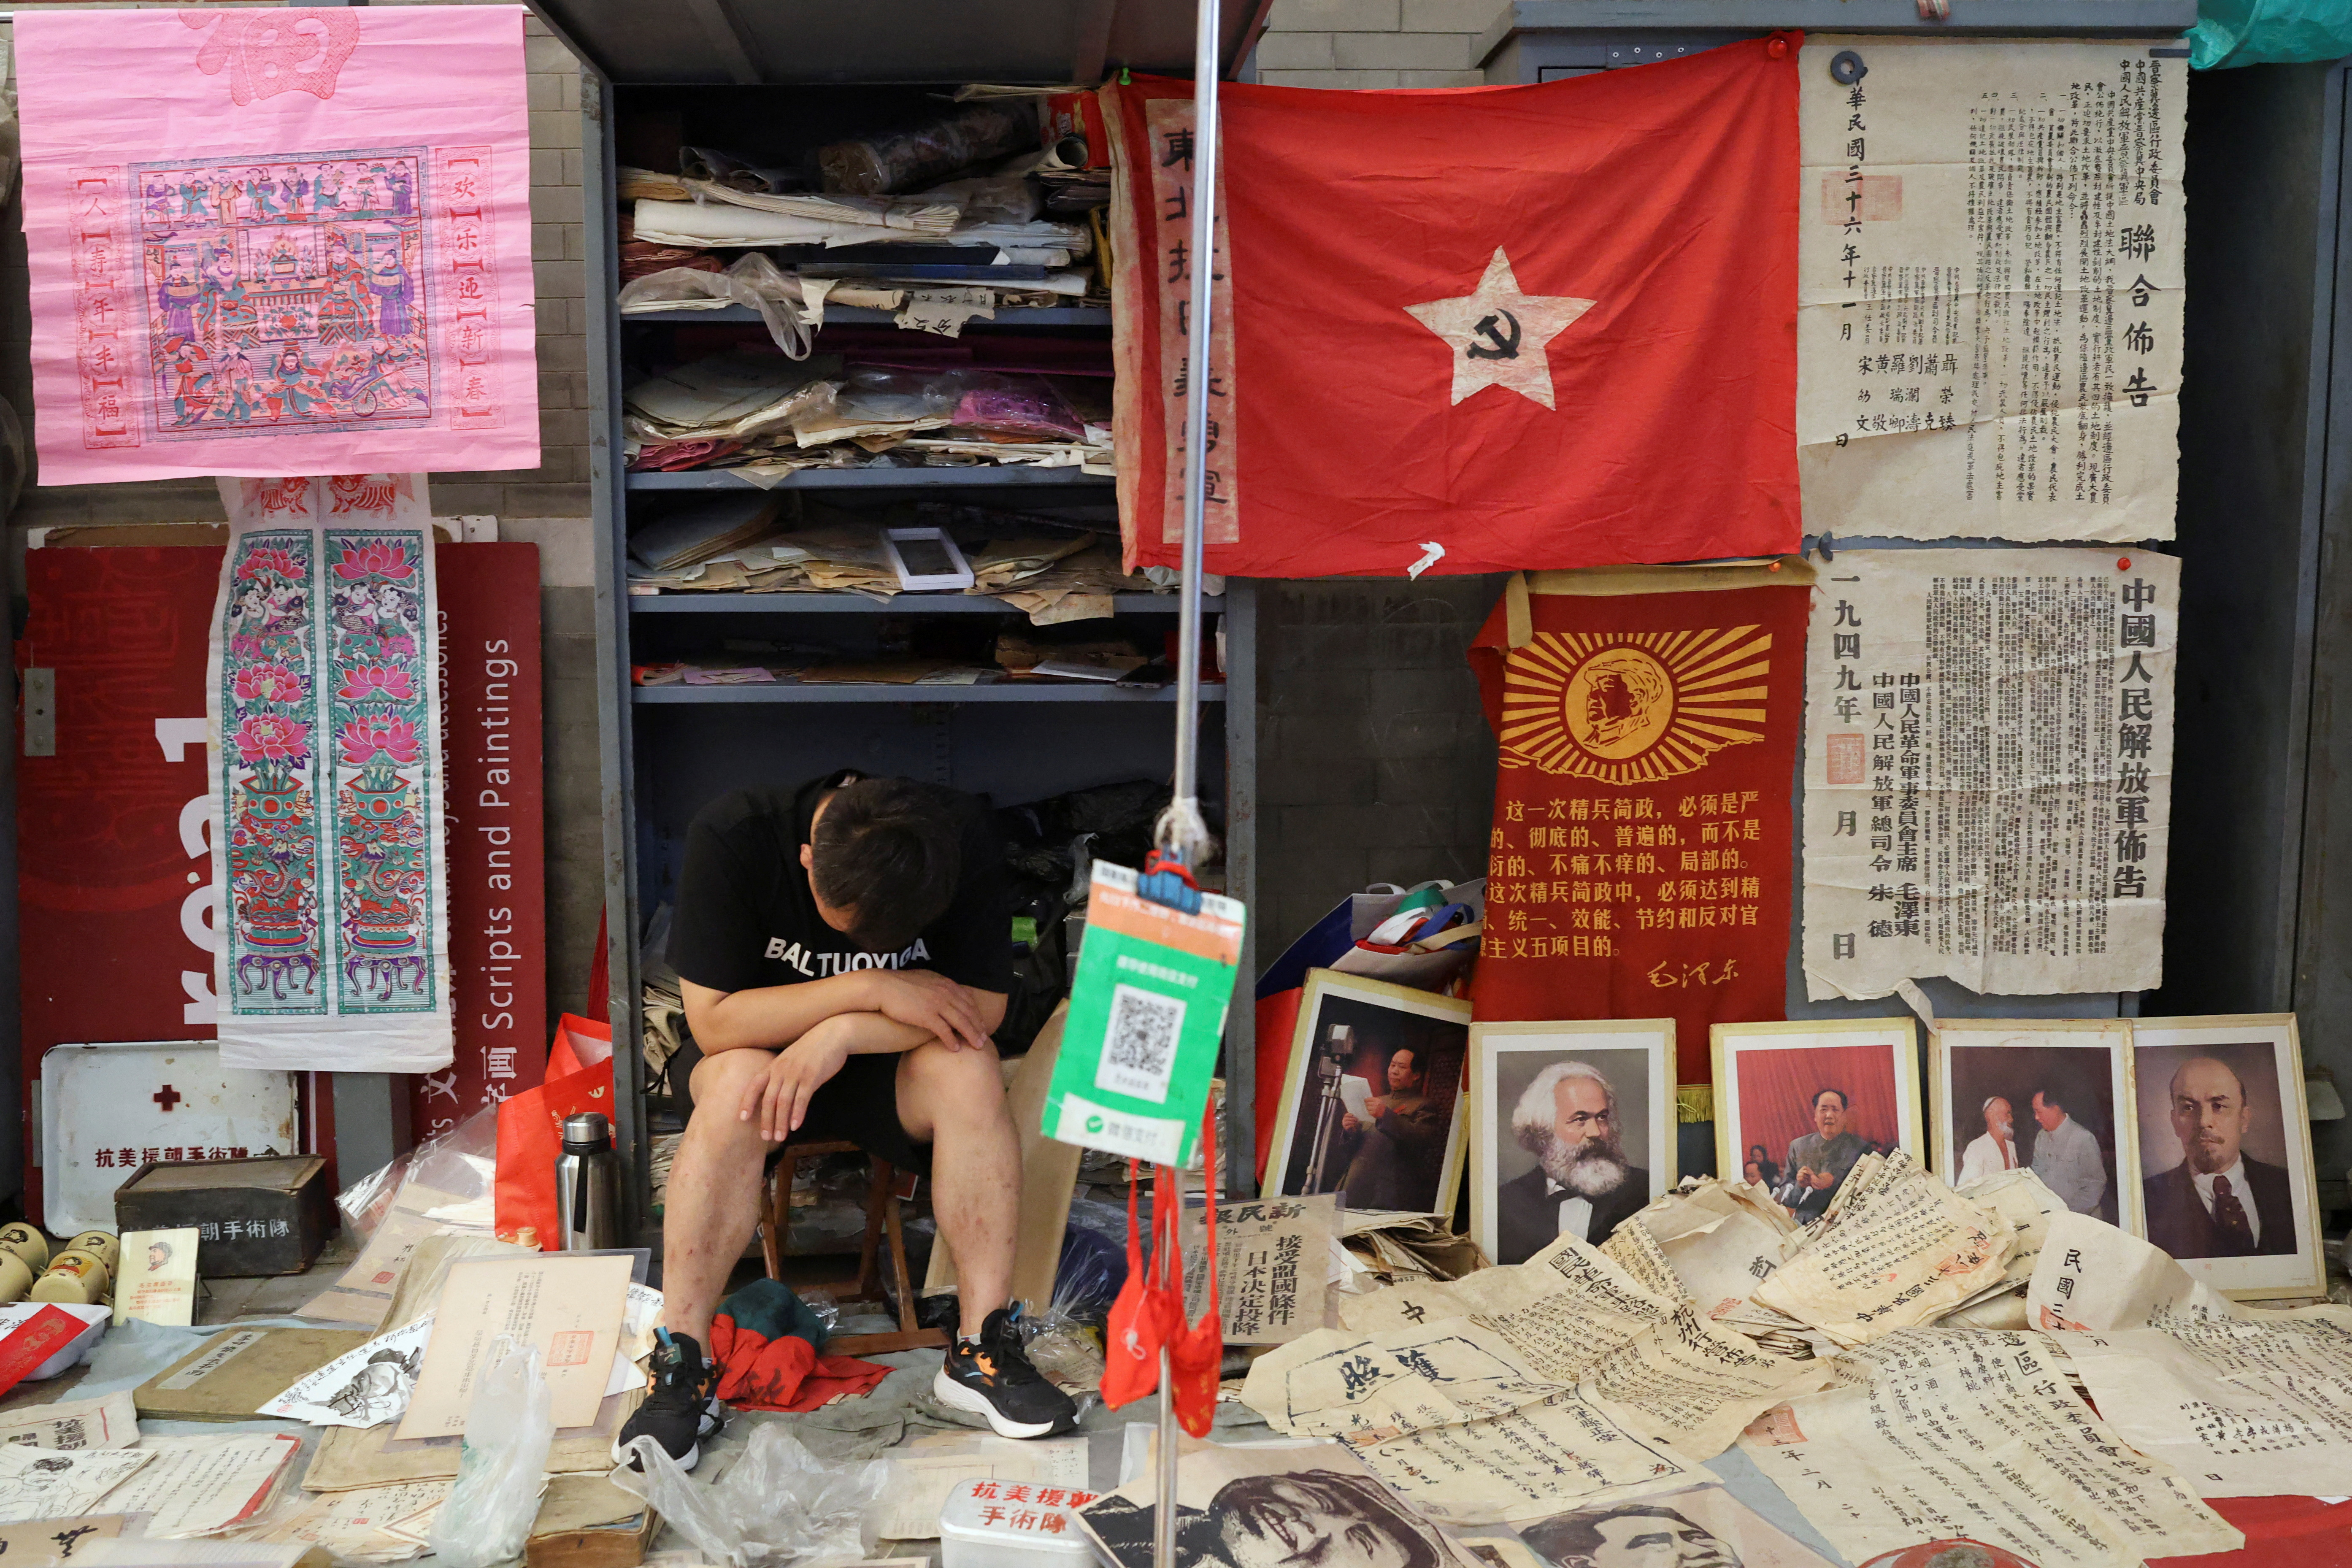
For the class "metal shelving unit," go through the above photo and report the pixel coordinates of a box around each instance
[625,467,1113,491]
[634,684,1233,704]
[631,592,1219,615]
[535,0,1273,1236]
[624,305,1114,327]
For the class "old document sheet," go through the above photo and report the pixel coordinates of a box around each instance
[97,1433,301,1538]
[1754,1149,2014,1344]
[0,1390,138,1449]
[395,1254,633,1438]
[1798,39,2185,541]
[1182,1196,1337,1345]
[1625,1179,1798,1322]
[0,1446,152,1525]
[1244,1235,1829,1523]
[1741,1327,2240,1567]
[1802,549,2178,1000]
[2030,1215,2352,1495]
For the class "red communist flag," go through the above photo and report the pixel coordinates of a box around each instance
[1106,37,1800,580]
[1468,570,1811,1084]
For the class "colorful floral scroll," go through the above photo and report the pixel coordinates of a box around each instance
[209,474,450,1071]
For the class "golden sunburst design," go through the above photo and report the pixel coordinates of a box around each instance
[1498,626,1774,784]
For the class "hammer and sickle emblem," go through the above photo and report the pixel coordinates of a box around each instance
[1466,308,1522,360]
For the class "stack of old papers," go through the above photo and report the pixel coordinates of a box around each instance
[964,534,1094,596]
[1748,1148,2015,1346]
[974,540,1157,624]
[1242,1231,1834,1524]
[2024,1212,2352,1497]
[629,198,1091,267]
[623,351,841,449]
[626,495,786,577]
[678,178,962,235]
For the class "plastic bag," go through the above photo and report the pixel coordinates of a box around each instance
[337,1099,500,1241]
[429,1338,555,1568]
[617,254,817,360]
[614,1424,889,1568]
[952,374,1082,441]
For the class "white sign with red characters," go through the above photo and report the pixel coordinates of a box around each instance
[940,1477,1100,1554]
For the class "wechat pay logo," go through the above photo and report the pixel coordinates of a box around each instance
[1085,1115,1105,1134]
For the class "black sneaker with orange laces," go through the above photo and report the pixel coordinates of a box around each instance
[931,1305,1079,1439]
[612,1329,724,1471]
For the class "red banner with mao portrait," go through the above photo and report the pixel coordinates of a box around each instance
[1468,568,1812,1084]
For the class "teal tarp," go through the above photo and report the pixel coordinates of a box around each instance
[2189,0,2352,68]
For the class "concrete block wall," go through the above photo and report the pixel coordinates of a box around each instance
[1250,0,1503,89]
[1256,578,1503,957]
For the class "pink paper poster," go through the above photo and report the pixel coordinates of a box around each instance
[16,8,540,484]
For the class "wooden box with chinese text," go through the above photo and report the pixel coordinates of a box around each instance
[114,1155,330,1277]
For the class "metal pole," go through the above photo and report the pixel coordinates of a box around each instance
[1163,0,1222,863]
[1154,1345,1179,1565]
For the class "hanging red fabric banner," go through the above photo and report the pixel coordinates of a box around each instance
[1467,567,1813,1083]
[1103,36,1801,579]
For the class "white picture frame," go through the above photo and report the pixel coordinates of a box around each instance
[1263,969,1472,1219]
[1711,1017,1922,1223]
[2127,1013,2324,1300]
[1928,1019,2140,1233]
[1469,1019,1674,1265]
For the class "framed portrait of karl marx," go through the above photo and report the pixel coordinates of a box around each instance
[2128,1014,2323,1299]
[1711,1017,1922,1222]
[1470,1019,1673,1265]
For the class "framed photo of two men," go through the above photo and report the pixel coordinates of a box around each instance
[1711,1017,1924,1223]
[1468,1020,1675,1265]
[1929,1019,2139,1232]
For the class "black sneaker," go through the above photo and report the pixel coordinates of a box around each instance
[612,1329,723,1471]
[932,1305,1079,1439]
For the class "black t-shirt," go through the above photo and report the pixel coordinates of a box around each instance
[668,770,1012,998]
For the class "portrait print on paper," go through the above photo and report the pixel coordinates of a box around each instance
[1264,970,1471,1218]
[1473,1482,1841,1568]
[1080,1441,1452,1568]
[1712,1019,1921,1222]
[2129,1014,2324,1298]
[1471,1020,1672,1265]
[1930,1020,2136,1230]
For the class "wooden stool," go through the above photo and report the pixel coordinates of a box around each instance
[761,1136,947,1355]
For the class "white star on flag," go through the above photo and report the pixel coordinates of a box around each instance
[1405,248,1595,411]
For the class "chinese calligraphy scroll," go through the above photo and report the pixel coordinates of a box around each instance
[208,476,450,1072]
[1798,39,2187,541]
[16,8,537,484]
[1103,38,1800,579]
[1800,549,2178,1000]
[1469,567,1814,1084]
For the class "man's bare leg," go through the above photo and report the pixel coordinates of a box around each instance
[659,1048,783,1347]
[897,1038,1020,1338]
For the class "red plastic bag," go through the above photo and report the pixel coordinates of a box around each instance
[492,1015,615,1246]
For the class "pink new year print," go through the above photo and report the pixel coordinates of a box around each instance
[17,7,536,484]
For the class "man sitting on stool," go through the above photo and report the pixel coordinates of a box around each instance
[616,769,1075,1468]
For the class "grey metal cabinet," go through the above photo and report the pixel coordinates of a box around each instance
[529,1,1272,1230]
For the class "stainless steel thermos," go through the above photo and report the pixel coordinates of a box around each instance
[553,1111,622,1252]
